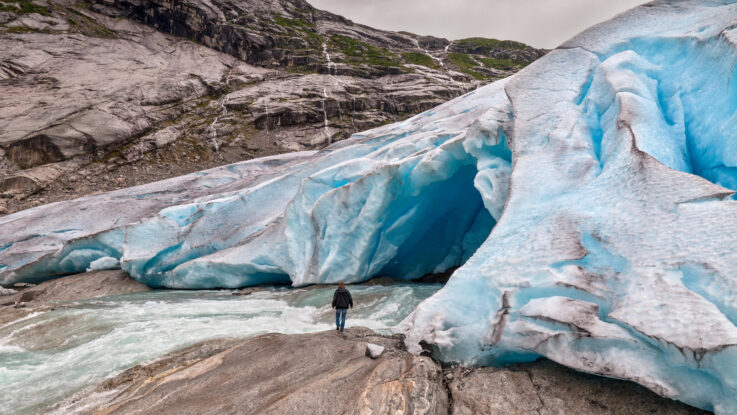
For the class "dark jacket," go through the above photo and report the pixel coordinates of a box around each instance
[332,287,353,309]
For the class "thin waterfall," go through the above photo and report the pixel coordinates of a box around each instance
[320,42,335,143]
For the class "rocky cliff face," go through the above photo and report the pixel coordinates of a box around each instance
[0,0,544,215]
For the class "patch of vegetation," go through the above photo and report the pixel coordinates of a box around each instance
[401,52,439,69]
[271,13,322,52]
[455,37,529,53]
[448,51,476,68]
[0,0,51,16]
[64,5,118,38]
[302,30,322,49]
[284,64,317,74]
[4,25,47,33]
[329,34,403,68]
[272,14,314,31]
[477,56,528,70]
[448,52,486,80]
[96,140,134,163]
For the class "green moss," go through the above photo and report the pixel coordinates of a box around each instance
[64,5,118,38]
[97,141,134,163]
[4,25,46,33]
[329,34,403,68]
[284,64,315,74]
[455,37,529,53]
[477,56,528,70]
[302,30,322,49]
[448,51,476,67]
[448,52,486,80]
[401,52,439,69]
[329,34,376,58]
[271,13,322,53]
[272,14,314,30]
[0,0,51,15]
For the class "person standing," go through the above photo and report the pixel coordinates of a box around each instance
[332,281,353,332]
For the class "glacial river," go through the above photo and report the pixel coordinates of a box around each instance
[0,283,441,414]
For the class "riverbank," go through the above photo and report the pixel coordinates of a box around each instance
[54,327,708,414]
[0,272,440,414]
[0,271,710,414]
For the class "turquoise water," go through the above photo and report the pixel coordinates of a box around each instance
[0,283,441,414]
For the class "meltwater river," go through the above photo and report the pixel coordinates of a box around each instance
[0,283,441,414]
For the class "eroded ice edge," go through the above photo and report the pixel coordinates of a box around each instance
[2,0,737,412]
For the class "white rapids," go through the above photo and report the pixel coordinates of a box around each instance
[0,283,440,415]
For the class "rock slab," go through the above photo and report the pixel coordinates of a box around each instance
[1,269,150,306]
[56,327,709,415]
[450,361,709,415]
[61,328,447,415]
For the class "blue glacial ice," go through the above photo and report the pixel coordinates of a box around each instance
[0,83,510,288]
[3,0,737,412]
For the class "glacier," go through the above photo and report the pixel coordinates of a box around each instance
[0,83,506,288]
[2,0,737,412]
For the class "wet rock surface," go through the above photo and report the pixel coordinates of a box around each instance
[0,269,150,307]
[54,327,709,415]
[0,0,544,216]
[58,328,448,415]
[449,361,710,415]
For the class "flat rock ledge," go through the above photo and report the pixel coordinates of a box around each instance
[0,269,150,307]
[0,269,151,325]
[56,328,447,415]
[54,328,709,415]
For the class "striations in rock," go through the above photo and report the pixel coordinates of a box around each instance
[449,360,708,415]
[55,328,449,415]
[53,328,708,415]
[0,0,544,215]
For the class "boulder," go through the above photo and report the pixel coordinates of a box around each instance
[365,343,385,359]
[0,286,16,296]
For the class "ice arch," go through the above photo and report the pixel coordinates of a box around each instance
[0,82,513,288]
